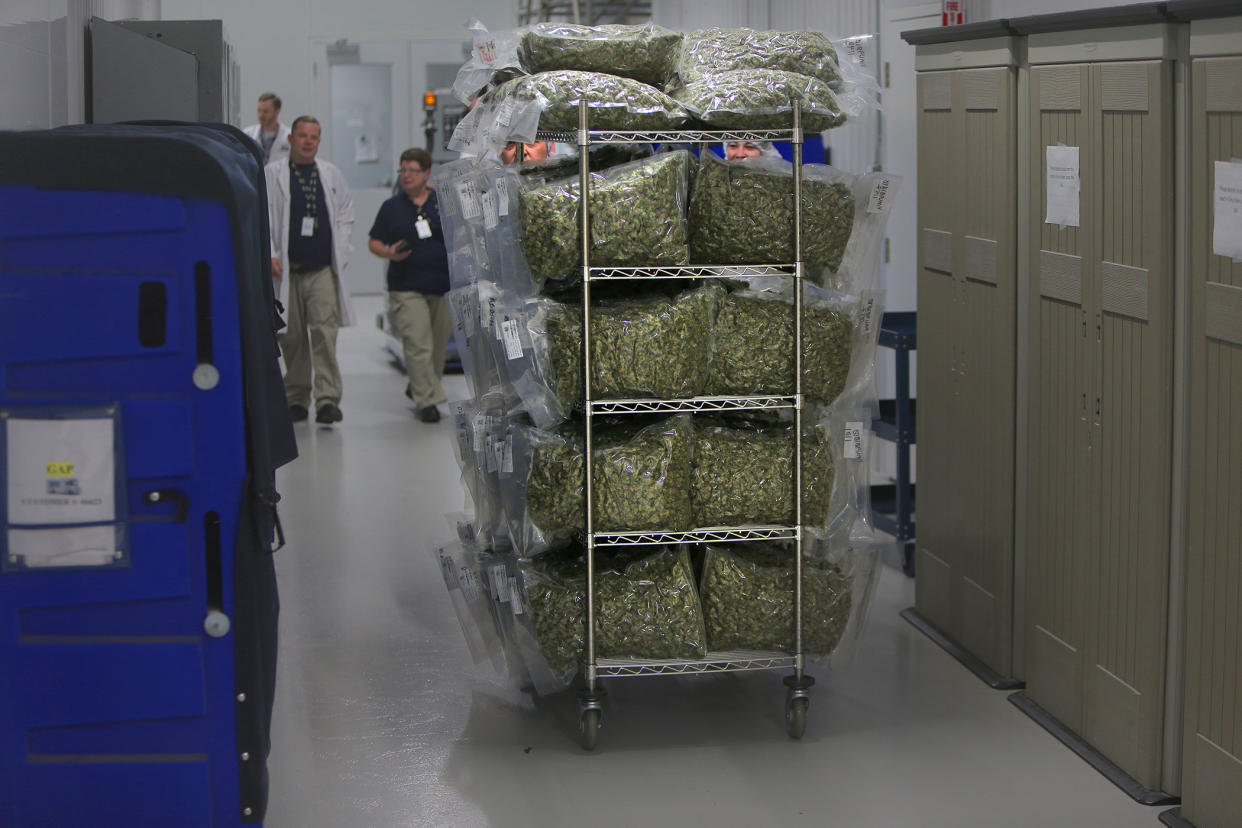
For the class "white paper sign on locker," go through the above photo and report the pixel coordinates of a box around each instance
[1213,160,1242,262]
[1045,145,1081,228]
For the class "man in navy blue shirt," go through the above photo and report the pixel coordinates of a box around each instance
[368,148,451,422]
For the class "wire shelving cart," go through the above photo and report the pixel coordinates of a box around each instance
[542,102,816,750]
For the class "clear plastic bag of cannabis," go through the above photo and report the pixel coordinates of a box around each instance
[508,416,696,551]
[519,149,691,285]
[450,70,690,158]
[518,22,682,89]
[674,28,843,90]
[688,152,855,271]
[514,546,708,692]
[691,419,833,528]
[706,285,858,407]
[698,542,853,656]
[672,69,847,132]
[593,415,695,532]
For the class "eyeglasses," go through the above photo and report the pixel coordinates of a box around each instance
[400,166,427,174]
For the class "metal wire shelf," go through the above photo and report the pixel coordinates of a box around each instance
[592,526,798,547]
[590,395,796,415]
[596,650,797,677]
[587,264,796,280]
[536,129,798,145]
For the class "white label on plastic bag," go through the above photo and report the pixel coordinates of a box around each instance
[500,318,524,360]
[481,188,498,230]
[1045,145,1081,227]
[491,564,510,602]
[859,296,876,337]
[844,422,865,460]
[1213,160,1242,260]
[502,437,513,474]
[472,414,487,452]
[867,177,895,214]
[496,97,516,127]
[456,179,482,220]
[509,576,523,615]
[497,186,510,217]
[475,38,497,65]
[459,566,481,602]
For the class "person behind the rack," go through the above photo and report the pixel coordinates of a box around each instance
[266,115,354,426]
[723,140,782,161]
[500,141,550,165]
[367,148,452,424]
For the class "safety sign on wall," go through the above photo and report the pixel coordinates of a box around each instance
[943,0,966,26]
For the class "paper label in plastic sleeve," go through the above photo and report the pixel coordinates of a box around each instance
[500,318,524,360]
[472,414,487,452]
[459,566,480,602]
[496,97,516,127]
[497,186,510,217]
[456,180,482,220]
[1213,160,1242,261]
[509,576,523,614]
[491,564,510,602]
[1045,146,1081,227]
[867,177,895,214]
[502,437,513,474]
[439,552,459,588]
[844,422,865,460]
[485,436,498,473]
[481,188,499,230]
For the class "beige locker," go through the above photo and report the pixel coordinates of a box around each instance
[913,36,1019,681]
[1178,16,1242,828]
[1025,31,1175,791]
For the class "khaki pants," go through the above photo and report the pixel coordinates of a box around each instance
[389,291,450,407]
[279,265,342,408]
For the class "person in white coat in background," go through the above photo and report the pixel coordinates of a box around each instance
[244,92,291,164]
[266,115,354,425]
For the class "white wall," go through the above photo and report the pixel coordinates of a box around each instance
[161,0,514,134]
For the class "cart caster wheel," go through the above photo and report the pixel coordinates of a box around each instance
[785,696,808,739]
[580,708,601,751]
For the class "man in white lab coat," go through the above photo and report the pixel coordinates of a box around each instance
[244,92,291,164]
[266,115,355,425]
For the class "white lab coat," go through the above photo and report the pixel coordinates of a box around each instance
[244,122,292,164]
[266,157,355,327]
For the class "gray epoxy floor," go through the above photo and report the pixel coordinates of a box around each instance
[263,299,1163,828]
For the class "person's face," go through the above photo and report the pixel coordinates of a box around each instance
[257,100,279,129]
[500,141,550,165]
[725,141,762,161]
[399,159,429,194]
[289,122,320,163]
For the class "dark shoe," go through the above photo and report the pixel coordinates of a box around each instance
[416,405,440,423]
[316,403,343,424]
[289,404,309,422]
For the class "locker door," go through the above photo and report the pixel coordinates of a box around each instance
[955,66,1017,674]
[1083,58,1173,789]
[1026,62,1096,733]
[1182,53,1242,828]
[915,69,961,633]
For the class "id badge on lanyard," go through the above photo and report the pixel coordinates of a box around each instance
[301,216,316,237]
[415,216,432,239]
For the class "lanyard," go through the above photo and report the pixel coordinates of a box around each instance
[290,162,320,228]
